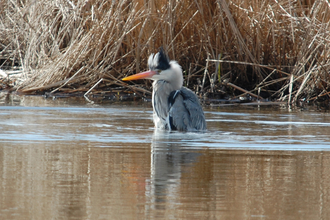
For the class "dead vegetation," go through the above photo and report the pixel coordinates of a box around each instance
[0,0,330,106]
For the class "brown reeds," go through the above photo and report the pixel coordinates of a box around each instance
[0,0,330,105]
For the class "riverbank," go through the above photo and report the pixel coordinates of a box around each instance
[1,0,329,107]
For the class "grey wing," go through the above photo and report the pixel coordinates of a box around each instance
[168,87,207,131]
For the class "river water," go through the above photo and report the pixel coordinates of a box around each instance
[0,94,330,220]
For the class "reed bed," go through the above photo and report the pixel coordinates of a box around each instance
[0,0,330,105]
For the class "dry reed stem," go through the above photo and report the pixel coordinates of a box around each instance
[224,82,262,100]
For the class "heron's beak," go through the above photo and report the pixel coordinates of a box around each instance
[122,70,157,81]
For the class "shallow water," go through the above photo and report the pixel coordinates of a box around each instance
[1,94,330,219]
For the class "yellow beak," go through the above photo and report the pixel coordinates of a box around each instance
[122,70,157,81]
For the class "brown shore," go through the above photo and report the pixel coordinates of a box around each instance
[0,0,329,108]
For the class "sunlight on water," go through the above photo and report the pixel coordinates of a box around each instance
[0,94,330,219]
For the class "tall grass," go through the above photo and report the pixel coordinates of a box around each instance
[0,0,329,104]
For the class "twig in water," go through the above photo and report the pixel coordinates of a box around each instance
[288,74,294,105]
[211,54,221,93]
[50,66,85,93]
[308,91,330,101]
[201,53,210,93]
[84,78,103,98]
[294,71,311,103]
[224,82,262,100]
[217,54,222,83]
[187,63,192,87]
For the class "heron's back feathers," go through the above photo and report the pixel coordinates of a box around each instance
[167,87,206,131]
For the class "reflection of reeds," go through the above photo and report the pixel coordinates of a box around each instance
[0,0,329,103]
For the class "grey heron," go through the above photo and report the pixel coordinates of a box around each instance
[122,48,206,131]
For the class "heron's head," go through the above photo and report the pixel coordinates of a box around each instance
[122,48,183,90]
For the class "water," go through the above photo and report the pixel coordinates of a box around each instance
[1,94,330,219]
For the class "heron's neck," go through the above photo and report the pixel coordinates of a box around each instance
[152,80,180,120]
[153,80,179,98]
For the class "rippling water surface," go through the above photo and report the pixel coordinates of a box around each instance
[1,94,330,220]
